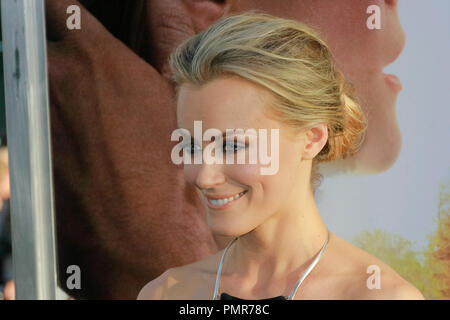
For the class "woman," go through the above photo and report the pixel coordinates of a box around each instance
[138,12,423,300]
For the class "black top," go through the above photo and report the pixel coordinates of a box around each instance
[220,292,287,300]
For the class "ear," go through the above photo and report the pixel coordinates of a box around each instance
[182,0,232,33]
[302,123,328,160]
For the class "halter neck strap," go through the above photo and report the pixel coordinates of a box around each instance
[212,230,330,300]
[212,236,238,300]
[287,230,330,299]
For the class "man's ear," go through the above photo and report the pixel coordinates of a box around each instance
[182,0,232,33]
[302,124,328,160]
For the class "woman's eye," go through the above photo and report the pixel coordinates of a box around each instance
[184,142,202,154]
[223,141,246,152]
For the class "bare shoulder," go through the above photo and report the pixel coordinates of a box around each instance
[326,233,425,300]
[353,268,425,300]
[137,268,176,300]
[137,252,222,300]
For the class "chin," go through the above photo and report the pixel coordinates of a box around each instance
[319,124,402,176]
[207,216,245,238]
[207,213,259,240]
[322,84,403,176]
[358,131,402,173]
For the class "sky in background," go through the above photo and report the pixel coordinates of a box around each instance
[317,0,450,251]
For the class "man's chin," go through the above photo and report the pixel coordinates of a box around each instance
[318,134,402,176]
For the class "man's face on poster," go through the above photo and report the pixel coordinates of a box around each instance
[232,0,405,173]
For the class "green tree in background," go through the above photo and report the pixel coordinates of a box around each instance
[352,183,449,300]
[352,229,431,297]
[423,183,450,299]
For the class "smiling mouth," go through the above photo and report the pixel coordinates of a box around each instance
[205,190,248,209]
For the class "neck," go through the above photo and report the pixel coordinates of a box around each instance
[225,185,329,285]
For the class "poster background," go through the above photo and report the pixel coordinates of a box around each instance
[317,0,450,299]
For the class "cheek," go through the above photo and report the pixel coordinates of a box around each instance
[322,4,385,75]
[225,156,296,204]
[223,162,261,187]
[286,0,387,76]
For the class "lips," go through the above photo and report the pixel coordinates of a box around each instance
[383,73,402,92]
[204,190,248,210]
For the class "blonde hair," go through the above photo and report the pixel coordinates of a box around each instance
[169,11,367,191]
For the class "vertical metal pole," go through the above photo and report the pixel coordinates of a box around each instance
[1,0,57,299]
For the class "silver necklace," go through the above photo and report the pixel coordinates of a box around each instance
[212,229,330,300]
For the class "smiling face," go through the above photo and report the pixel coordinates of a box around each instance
[233,0,406,172]
[177,76,314,236]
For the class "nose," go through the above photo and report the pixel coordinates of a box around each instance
[194,162,226,190]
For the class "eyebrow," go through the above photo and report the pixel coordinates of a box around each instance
[177,128,246,144]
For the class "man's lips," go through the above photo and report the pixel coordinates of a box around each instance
[383,73,402,92]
